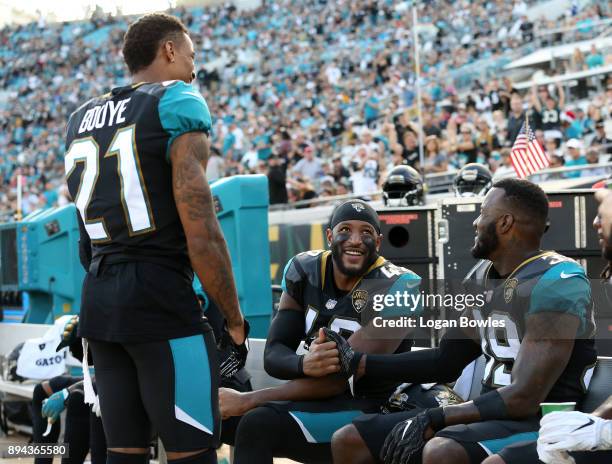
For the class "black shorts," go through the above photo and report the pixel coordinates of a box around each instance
[354,413,541,463]
[79,259,204,343]
[89,327,220,452]
[353,409,427,461]
[499,439,612,464]
[435,418,540,463]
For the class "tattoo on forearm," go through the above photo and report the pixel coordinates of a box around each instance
[172,133,241,323]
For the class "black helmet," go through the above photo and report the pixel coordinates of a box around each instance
[453,163,493,197]
[382,165,425,207]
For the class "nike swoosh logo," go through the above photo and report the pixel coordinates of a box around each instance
[560,271,580,279]
[401,420,413,439]
[571,418,594,433]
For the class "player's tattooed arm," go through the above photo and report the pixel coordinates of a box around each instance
[171,132,245,342]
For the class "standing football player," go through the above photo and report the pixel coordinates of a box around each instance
[329,179,597,464]
[220,200,440,464]
[64,13,246,464]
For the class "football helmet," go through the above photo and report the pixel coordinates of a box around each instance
[453,163,492,197]
[382,165,425,207]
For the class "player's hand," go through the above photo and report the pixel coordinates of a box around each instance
[322,328,362,379]
[56,315,79,351]
[302,328,340,377]
[42,389,69,422]
[218,319,250,379]
[381,409,439,464]
[219,387,254,419]
[536,446,575,464]
[537,411,612,456]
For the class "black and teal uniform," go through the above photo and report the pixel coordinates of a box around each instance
[232,250,421,464]
[353,251,598,463]
[465,251,596,401]
[437,252,597,462]
[65,81,220,451]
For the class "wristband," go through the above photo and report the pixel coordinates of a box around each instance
[426,407,446,432]
[473,390,508,421]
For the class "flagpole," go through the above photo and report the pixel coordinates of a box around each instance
[16,173,23,222]
[412,6,425,174]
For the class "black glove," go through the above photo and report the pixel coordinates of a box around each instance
[321,328,362,379]
[218,319,250,379]
[381,407,445,464]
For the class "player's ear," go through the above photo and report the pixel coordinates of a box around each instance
[325,228,333,247]
[375,233,383,252]
[498,213,514,234]
[163,40,176,63]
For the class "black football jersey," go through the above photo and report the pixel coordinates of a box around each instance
[464,251,597,402]
[282,250,421,398]
[65,81,212,262]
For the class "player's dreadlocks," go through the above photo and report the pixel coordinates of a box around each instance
[122,13,188,74]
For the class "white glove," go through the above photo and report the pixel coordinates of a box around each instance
[538,411,612,455]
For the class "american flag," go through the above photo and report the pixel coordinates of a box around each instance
[510,121,549,178]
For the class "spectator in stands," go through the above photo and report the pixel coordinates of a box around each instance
[422,135,448,174]
[585,148,608,177]
[571,47,586,71]
[206,147,225,183]
[456,123,478,164]
[266,155,288,205]
[350,146,379,197]
[363,90,381,128]
[476,119,501,158]
[507,93,526,144]
[532,82,565,141]
[586,44,605,69]
[422,112,441,137]
[331,155,350,183]
[519,15,535,42]
[400,128,420,167]
[291,145,323,181]
[592,120,612,156]
[565,138,588,178]
[492,148,516,179]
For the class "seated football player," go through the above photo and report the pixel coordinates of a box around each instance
[220,200,438,464]
[479,179,612,464]
[329,179,598,464]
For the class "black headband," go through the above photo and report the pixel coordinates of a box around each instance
[329,200,381,234]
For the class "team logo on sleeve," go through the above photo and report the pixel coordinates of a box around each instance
[352,289,369,313]
[504,278,518,303]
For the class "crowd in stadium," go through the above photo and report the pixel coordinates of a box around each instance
[0,0,611,219]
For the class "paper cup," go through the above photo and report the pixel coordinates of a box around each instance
[540,402,576,416]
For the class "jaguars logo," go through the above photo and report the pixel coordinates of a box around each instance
[504,278,518,303]
[352,289,368,313]
[351,202,365,212]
